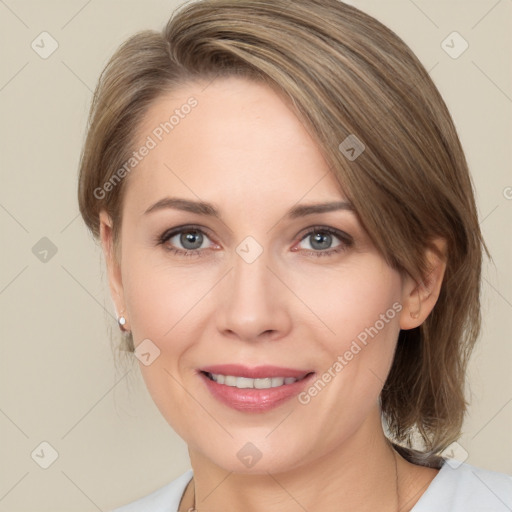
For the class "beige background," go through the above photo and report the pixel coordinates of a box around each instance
[0,0,511,510]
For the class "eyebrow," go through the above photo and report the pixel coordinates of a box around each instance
[143,197,355,219]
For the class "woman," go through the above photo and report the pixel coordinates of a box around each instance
[77,0,511,510]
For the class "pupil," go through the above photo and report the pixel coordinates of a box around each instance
[181,231,203,250]
[311,232,331,250]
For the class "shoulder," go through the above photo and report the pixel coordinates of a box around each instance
[413,459,512,511]
[108,470,193,512]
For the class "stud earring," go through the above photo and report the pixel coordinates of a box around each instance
[117,309,128,332]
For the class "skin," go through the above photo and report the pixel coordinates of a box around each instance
[100,77,447,511]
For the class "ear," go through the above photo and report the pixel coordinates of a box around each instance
[399,237,447,330]
[99,210,129,330]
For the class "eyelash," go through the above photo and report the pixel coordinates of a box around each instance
[156,225,353,259]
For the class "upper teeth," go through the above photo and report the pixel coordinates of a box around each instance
[208,373,298,389]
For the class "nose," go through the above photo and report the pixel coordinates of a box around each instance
[215,247,293,343]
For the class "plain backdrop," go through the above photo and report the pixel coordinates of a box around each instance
[0,0,511,510]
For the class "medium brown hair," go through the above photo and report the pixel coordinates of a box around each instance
[78,0,489,466]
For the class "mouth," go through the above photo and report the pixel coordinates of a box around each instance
[201,371,311,389]
[198,364,315,412]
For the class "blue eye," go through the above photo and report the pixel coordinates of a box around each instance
[295,227,353,257]
[171,230,205,250]
[158,225,214,257]
[157,225,353,258]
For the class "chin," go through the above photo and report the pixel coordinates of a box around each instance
[193,434,313,476]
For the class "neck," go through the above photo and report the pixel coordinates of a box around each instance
[183,408,429,512]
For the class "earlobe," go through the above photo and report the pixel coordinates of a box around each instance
[399,238,447,330]
[99,211,129,331]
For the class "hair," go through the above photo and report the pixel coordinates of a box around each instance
[77,0,489,467]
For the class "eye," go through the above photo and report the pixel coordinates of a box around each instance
[157,225,217,257]
[156,224,353,259]
[294,226,353,257]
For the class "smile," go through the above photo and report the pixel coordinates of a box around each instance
[203,372,309,389]
[198,365,315,412]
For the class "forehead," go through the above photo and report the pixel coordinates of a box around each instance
[124,77,347,213]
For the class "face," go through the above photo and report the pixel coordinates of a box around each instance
[101,77,424,474]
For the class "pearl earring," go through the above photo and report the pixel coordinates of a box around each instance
[117,309,128,332]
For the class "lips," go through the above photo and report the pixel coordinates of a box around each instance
[198,364,315,412]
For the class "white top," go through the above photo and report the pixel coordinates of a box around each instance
[110,459,512,511]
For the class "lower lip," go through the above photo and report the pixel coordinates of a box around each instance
[199,372,315,412]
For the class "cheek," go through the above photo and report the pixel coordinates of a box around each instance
[291,257,402,348]
[293,259,402,409]
[120,253,216,435]
[122,251,211,344]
